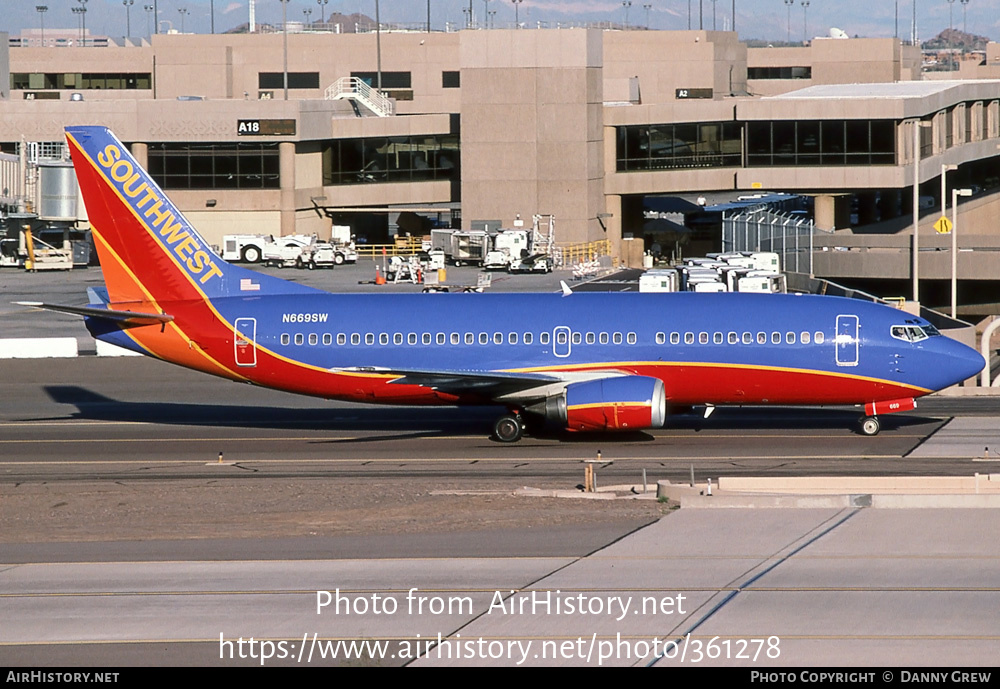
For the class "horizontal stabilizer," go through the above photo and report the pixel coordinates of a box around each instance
[16,301,174,328]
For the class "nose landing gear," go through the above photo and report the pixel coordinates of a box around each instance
[859,415,881,436]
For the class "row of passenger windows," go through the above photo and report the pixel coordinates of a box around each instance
[278,330,826,347]
[279,331,639,346]
[656,331,826,345]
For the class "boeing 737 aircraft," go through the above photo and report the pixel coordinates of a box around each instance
[23,126,986,442]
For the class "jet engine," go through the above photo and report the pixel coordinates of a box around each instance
[526,376,667,432]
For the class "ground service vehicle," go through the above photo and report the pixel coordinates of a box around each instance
[24,126,987,443]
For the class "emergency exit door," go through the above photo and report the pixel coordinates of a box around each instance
[234,318,257,367]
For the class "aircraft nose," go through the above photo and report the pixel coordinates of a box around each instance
[946,339,986,386]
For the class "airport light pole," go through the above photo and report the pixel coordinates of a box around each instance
[622,0,631,28]
[710,0,716,30]
[940,163,957,231]
[950,187,972,318]
[303,8,312,26]
[784,0,793,42]
[512,0,522,28]
[72,6,85,46]
[77,0,88,47]
[35,5,47,47]
[948,0,956,70]
[961,0,969,33]
[800,0,809,42]
[279,0,289,100]
[317,0,328,25]
[644,4,651,29]
[177,7,188,33]
[123,0,134,37]
[143,5,153,37]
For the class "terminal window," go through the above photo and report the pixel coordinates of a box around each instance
[322,134,459,186]
[746,119,896,166]
[258,72,320,89]
[616,122,742,172]
[747,66,811,80]
[10,72,151,90]
[147,143,280,190]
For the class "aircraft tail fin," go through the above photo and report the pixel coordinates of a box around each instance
[64,125,318,307]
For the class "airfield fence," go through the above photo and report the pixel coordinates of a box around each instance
[722,206,819,274]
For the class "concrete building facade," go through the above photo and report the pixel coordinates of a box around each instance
[2,28,999,275]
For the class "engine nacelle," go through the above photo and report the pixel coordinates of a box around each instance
[528,376,667,432]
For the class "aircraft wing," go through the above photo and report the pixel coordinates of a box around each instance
[339,366,626,400]
[16,302,174,328]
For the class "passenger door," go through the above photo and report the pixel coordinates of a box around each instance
[234,317,257,367]
[835,315,859,367]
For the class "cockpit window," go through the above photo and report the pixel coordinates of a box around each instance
[891,325,930,342]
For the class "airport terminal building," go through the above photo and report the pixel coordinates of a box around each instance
[1,26,999,286]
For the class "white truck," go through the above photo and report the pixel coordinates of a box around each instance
[484,229,529,271]
[222,234,272,263]
[262,234,315,268]
[328,225,359,265]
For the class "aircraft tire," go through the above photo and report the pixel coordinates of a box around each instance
[493,414,524,443]
[859,416,880,436]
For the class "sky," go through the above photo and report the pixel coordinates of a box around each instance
[5,0,1000,43]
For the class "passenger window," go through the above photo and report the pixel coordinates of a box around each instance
[627,333,637,344]
[436,333,446,345]
[684,332,694,345]
[495,333,504,345]
[786,332,795,344]
[801,331,811,344]
[423,333,432,345]
[393,333,403,345]
[524,332,533,345]
[572,332,582,345]
[713,332,723,344]
[337,334,346,345]
[309,333,318,346]
[656,332,666,345]
[295,334,304,345]
[600,333,609,345]
[478,333,488,345]
[757,332,767,344]
[815,331,825,344]
[451,333,460,345]
[466,333,475,345]
[509,332,518,344]
[556,331,567,345]
[351,333,361,345]
[771,332,781,344]
[541,332,550,345]
[586,332,595,344]
[699,332,709,345]
[728,332,738,344]
[323,333,332,346]
[379,333,389,345]
[742,332,752,344]
[407,333,417,345]
[613,332,623,345]
[365,333,375,345]
[281,334,290,345]
[670,332,680,345]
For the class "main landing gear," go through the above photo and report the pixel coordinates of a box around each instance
[858,415,881,436]
[492,413,524,443]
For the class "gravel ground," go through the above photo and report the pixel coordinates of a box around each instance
[0,477,669,544]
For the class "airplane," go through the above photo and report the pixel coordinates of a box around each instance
[21,125,986,443]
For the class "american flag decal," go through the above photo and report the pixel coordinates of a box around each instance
[240,278,261,291]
